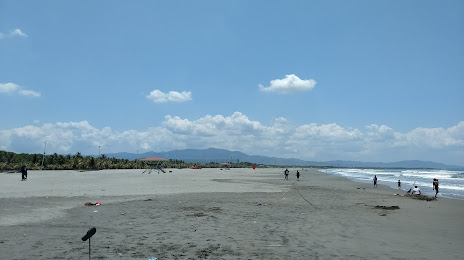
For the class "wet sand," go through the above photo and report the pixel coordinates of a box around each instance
[1,168,463,259]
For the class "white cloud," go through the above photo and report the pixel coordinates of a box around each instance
[294,123,362,140]
[0,83,20,93]
[259,74,316,93]
[0,82,41,97]
[18,89,41,97]
[365,124,395,142]
[146,90,192,103]
[11,28,28,37]
[0,28,28,39]
[1,114,463,165]
[398,124,464,148]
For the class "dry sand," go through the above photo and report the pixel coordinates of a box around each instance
[1,168,463,259]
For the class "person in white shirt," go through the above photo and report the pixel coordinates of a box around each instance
[411,186,421,195]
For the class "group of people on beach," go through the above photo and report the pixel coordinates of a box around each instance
[374,175,440,197]
[284,168,300,181]
[408,179,439,196]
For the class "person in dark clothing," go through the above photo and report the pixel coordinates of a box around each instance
[21,166,27,181]
[433,178,439,197]
[296,170,300,181]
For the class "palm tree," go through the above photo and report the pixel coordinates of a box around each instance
[74,152,83,159]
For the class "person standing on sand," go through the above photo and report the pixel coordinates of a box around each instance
[284,168,289,180]
[398,180,401,189]
[21,165,27,181]
[373,175,377,187]
[433,178,439,197]
[296,170,300,181]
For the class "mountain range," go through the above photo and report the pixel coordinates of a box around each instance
[106,148,463,170]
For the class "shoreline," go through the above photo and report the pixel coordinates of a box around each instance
[319,167,464,200]
[1,168,463,259]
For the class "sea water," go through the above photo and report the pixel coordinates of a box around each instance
[319,168,464,200]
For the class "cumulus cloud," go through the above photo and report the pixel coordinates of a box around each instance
[0,83,41,97]
[146,90,192,103]
[398,124,464,148]
[0,28,28,39]
[294,123,362,140]
[259,74,316,93]
[1,114,463,165]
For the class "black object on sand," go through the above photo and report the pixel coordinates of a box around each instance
[82,227,96,260]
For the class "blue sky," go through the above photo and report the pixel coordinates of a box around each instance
[1,1,463,165]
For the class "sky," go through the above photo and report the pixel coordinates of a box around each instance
[1,1,463,166]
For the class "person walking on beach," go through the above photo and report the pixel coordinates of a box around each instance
[433,178,439,197]
[21,165,27,181]
[284,168,289,180]
[296,170,300,181]
[398,180,401,189]
[373,175,378,187]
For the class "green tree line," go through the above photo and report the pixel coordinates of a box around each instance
[0,151,257,172]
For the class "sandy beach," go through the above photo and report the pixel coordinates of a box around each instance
[1,168,463,260]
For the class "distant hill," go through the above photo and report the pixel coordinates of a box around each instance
[106,148,463,170]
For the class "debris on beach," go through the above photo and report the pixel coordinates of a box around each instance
[84,202,101,206]
[374,205,400,210]
[405,194,437,201]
